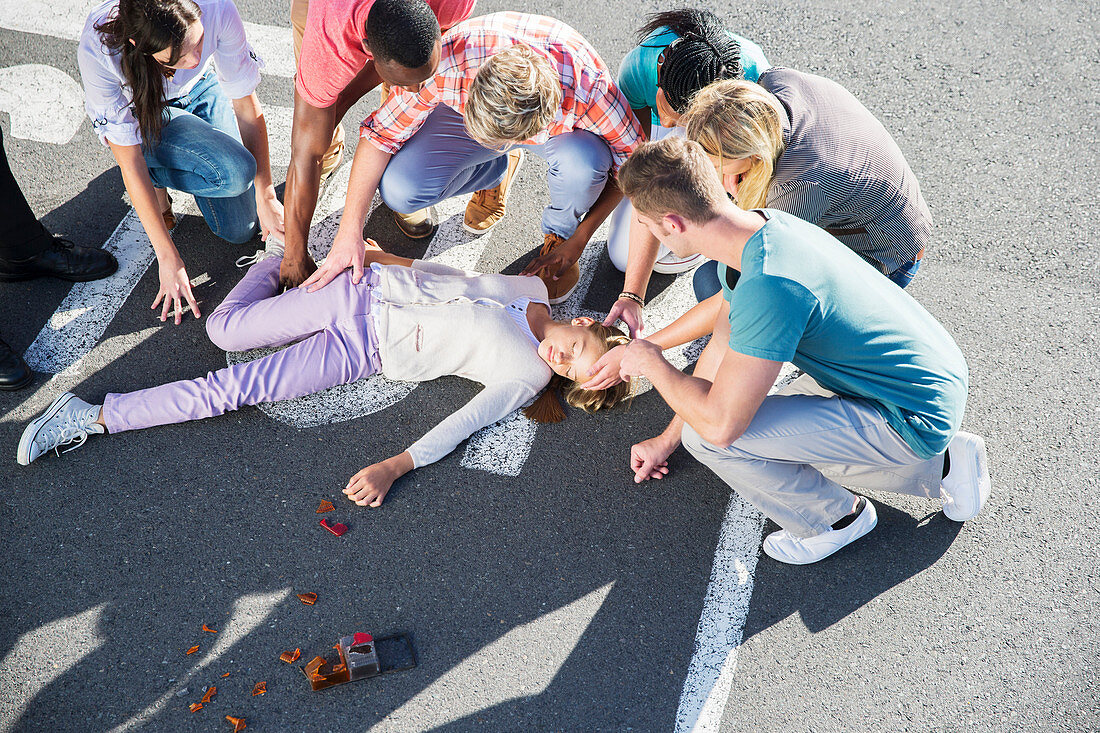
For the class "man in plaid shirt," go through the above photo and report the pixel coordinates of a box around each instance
[302,11,643,304]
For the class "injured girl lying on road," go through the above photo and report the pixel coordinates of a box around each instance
[17,244,631,506]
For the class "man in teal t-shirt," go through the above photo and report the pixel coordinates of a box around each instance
[596,136,991,565]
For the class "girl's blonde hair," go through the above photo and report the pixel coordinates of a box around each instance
[464,44,562,149]
[680,79,786,210]
[524,323,632,423]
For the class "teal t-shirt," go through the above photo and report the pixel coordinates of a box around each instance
[617,26,771,125]
[718,210,968,459]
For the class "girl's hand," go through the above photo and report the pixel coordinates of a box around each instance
[256,191,285,242]
[153,253,200,324]
[344,452,412,507]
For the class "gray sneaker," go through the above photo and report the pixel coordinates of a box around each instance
[235,235,286,269]
[17,392,104,466]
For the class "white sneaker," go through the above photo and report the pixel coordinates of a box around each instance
[17,392,105,466]
[234,235,285,269]
[652,251,704,275]
[940,431,991,521]
[762,497,878,565]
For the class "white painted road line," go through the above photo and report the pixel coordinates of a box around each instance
[0,65,85,145]
[22,209,157,374]
[0,1,295,78]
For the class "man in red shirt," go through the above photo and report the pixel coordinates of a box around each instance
[281,0,476,289]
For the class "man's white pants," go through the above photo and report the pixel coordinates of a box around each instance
[682,391,946,538]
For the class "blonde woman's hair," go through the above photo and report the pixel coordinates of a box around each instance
[618,135,728,224]
[464,44,562,149]
[680,79,785,210]
[524,323,632,423]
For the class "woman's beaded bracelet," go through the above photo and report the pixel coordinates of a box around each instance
[617,291,644,307]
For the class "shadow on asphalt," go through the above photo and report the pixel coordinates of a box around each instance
[742,503,964,641]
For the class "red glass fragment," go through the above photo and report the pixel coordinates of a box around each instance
[251,681,266,696]
[297,592,317,605]
[202,624,218,633]
[189,703,203,713]
[201,686,216,704]
[316,500,335,513]
[185,645,200,655]
[319,518,348,536]
[279,648,301,664]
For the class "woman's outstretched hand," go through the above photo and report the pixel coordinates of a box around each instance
[603,298,644,338]
[343,452,413,507]
[153,253,200,324]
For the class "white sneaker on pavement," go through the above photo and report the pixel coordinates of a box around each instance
[762,496,878,565]
[652,251,704,275]
[235,235,285,269]
[940,431,991,521]
[17,392,104,466]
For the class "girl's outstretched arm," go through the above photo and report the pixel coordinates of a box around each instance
[344,452,413,507]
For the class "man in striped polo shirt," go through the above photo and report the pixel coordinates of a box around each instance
[300,11,643,304]
[600,136,989,565]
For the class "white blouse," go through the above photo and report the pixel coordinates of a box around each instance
[77,0,263,147]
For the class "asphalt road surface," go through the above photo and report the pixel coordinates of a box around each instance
[1,0,1097,731]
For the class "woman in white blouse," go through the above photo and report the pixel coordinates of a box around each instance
[78,0,284,324]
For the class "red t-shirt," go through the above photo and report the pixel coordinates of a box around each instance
[295,0,477,108]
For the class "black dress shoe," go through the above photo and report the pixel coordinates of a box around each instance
[0,237,119,282]
[0,337,33,391]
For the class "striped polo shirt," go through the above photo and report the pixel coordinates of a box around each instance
[760,68,933,275]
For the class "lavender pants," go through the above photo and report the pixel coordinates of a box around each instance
[102,256,381,433]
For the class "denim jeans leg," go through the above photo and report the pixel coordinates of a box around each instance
[887,258,921,288]
[144,74,259,243]
[522,130,612,239]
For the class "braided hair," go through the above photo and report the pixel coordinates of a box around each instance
[638,8,743,113]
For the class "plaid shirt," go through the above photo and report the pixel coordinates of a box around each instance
[361,12,642,170]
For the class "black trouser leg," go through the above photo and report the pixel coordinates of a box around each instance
[0,127,52,261]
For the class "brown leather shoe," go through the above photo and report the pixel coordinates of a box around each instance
[158,190,177,232]
[463,150,524,234]
[392,207,435,239]
[538,233,580,305]
[319,124,345,185]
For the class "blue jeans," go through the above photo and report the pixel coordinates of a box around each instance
[379,105,613,239]
[143,72,258,244]
[691,255,922,302]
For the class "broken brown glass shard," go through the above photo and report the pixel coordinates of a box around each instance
[203,624,217,633]
[189,703,203,713]
[251,681,266,696]
[316,500,334,513]
[297,592,317,605]
[185,645,200,655]
[225,715,246,731]
[303,654,350,691]
[201,686,216,704]
[280,648,301,664]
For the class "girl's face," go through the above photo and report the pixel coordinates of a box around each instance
[538,318,606,381]
[151,20,205,70]
[707,153,753,198]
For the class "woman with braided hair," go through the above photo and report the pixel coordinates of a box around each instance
[605,9,769,330]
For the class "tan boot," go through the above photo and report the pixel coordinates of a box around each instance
[319,124,345,184]
[392,207,435,239]
[156,189,177,232]
[538,233,580,305]
[463,150,525,234]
